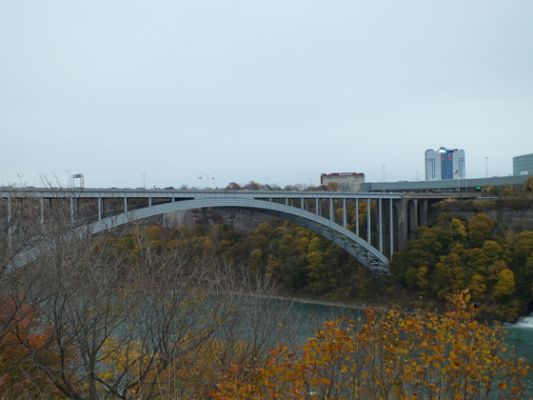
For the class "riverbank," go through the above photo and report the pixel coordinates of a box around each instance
[253,292,386,312]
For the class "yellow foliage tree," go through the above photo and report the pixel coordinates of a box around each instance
[211,292,529,400]
[493,268,516,299]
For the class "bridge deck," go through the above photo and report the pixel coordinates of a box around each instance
[0,188,483,200]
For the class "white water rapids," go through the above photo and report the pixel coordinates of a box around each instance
[513,314,533,329]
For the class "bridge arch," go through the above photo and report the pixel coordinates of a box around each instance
[90,198,390,272]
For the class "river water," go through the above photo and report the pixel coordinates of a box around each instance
[506,315,533,392]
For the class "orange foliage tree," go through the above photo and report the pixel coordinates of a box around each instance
[0,296,64,398]
[212,292,529,400]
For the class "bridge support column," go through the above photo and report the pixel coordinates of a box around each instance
[69,198,74,224]
[355,198,359,236]
[378,198,383,253]
[316,198,320,216]
[367,198,371,245]
[301,198,305,210]
[414,199,419,228]
[329,198,334,221]
[39,197,44,228]
[148,198,152,207]
[7,197,12,249]
[124,197,128,213]
[419,199,428,226]
[397,199,408,250]
[97,197,102,222]
[389,199,394,258]
[342,198,347,228]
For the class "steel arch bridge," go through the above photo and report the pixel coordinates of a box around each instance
[92,197,390,271]
[1,188,482,272]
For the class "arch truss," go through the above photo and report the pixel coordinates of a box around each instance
[1,189,412,272]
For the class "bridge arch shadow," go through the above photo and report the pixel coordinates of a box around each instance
[91,198,390,272]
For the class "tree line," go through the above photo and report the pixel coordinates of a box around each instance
[392,211,533,321]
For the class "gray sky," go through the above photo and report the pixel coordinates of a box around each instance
[1,0,532,188]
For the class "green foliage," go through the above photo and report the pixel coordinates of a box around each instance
[114,219,373,300]
[392,212,533,321]
[469,213,495,247]
[493,268,516,299]
[118,210,533,321]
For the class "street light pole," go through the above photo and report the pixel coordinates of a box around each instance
[485,157,488,178]
[382,165,386,192]
[141,172,147,189]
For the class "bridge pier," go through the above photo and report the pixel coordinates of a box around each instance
[70,198,75,224]
[97,197,102,222]
[6,197,12,248]
[396,198,429,250]
[397,199,408,250]
[419,199,429,226]
[367,198,371,245]
[342,198,347,228]
[378,198,383,253]
[409,199,419,240]
[389,199,394,258]
[355,198,359,236]
[39,197,44,227]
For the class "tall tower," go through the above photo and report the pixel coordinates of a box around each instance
[425,149,441,180]
[425,147,465,180]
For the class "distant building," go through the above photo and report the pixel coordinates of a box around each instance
[513,153,533,176]
[425,147,465,180]
[320,172,365,192]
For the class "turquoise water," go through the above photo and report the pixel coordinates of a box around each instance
[506,315,533,393]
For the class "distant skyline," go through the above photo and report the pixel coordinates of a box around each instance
[1,1,532,188]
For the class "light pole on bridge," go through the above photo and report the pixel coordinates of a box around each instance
[141,172,148,189]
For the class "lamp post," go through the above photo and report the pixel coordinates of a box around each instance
[382,165,386,192]
[141,172,147,189]
[485,157,488,178]
[202,174,213,189]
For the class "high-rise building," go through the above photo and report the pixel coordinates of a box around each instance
[320,172,365,192]
[425,147,465,181]
[513,153,533,176]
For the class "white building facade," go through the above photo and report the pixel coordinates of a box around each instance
[320,172,365,192]
[425,147,465,181]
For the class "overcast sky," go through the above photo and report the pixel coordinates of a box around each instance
[1,0,532,188]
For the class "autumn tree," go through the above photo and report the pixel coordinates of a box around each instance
[469,212,495,247]
[212,292,529,400]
